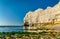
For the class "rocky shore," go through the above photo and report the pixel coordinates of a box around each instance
[0,31,60,39]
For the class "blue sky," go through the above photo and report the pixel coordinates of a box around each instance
[0,0,60,25]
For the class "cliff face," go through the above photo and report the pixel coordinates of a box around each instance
[24,2,60,24]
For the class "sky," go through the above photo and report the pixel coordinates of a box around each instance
[0,0,60,26]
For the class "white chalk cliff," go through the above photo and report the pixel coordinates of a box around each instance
[24,2,60,24]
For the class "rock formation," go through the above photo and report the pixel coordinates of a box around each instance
[24,2,60,24]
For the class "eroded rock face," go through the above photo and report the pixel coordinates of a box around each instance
[24,2,60,24]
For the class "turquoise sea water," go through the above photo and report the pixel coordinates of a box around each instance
[0,26,23,32]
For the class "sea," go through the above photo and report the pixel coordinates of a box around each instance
[0,26,23,32]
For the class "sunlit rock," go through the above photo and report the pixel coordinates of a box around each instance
[24,2,60,24]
